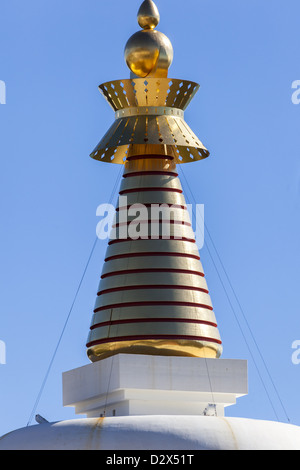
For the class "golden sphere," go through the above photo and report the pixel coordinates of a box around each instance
[124,29,173,78]
[137,0,160,30]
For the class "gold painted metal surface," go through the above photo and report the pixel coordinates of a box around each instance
[125,0,173,78]
[99,78,199,110]
[115,106,184,119]
[90,78,209,165]
[137,0,160,30]
[90,0,209,165]
[123,156,177,173]
[125,30,173,79]
[87,340,219,363]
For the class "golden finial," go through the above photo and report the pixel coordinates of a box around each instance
[137,0,160,30]
[124,0,173,78]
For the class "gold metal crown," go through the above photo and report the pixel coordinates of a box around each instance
[90,78,209,164]
[90,0,209,165]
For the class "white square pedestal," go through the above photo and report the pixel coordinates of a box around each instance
[63,354,248,418]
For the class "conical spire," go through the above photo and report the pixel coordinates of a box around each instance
[86,1,223,362]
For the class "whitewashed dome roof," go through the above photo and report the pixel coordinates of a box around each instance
[1,416,300,450]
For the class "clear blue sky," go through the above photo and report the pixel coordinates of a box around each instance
[0,0,300,437]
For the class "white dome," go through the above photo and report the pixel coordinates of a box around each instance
[1,416,300,450]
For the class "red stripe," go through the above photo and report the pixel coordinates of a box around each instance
[97,285,209,296]
[87,335,222,348]
[123,171,178,178]
[112,220,191,228]
[116,204,187,211]
[108,237,196,245]
[94,301,213,313]
[105,252,200,262]
[108,238,195,243]
[90,318,217,330]
[119,187,183,195]
[101,269,205,279]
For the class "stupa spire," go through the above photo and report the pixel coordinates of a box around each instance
[125,0,173,78]
[86,0,223,362]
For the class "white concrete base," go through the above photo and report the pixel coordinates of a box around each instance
[63,354,248,418]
